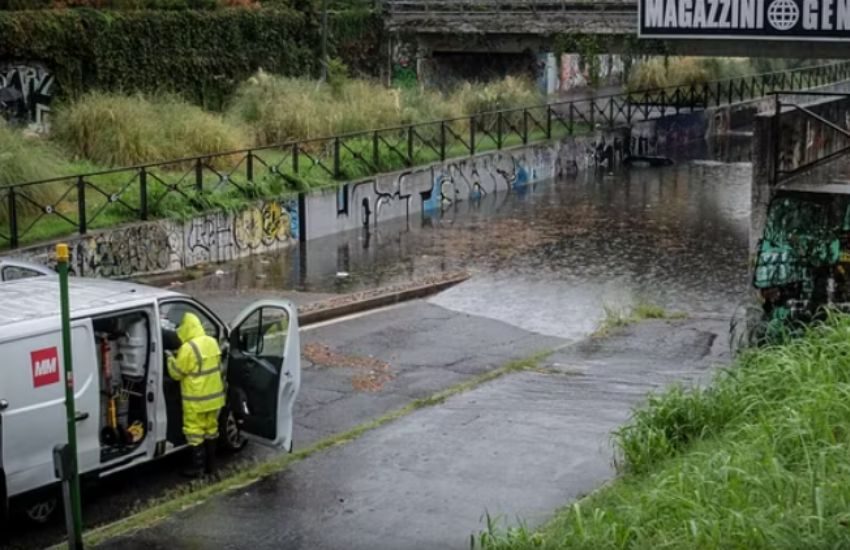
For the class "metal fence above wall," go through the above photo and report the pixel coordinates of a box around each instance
[2,61,850,251]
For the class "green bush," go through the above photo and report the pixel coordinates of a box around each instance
[53,92,250,166]
[0,121,69,224]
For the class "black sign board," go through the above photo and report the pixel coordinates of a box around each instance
[639,0,850,40]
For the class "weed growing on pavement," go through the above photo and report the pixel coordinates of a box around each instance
[81,350,552,546]
[474,313,850,550]
[593,300,686,338]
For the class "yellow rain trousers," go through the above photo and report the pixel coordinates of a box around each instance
[167,313,226,447]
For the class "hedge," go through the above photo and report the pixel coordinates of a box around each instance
[0,7,320,109]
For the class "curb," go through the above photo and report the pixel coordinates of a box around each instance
[297,272,470,326]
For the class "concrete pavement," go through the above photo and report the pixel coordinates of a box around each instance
[97,314,728,549]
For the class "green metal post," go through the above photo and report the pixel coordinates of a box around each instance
[57,243,84,549]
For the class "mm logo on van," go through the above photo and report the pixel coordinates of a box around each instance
[31,347,60,388]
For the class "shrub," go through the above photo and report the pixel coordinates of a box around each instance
[0,121,69,224]
[52,92,250,166]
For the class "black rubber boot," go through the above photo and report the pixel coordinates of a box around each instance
[204,439,217,477]
[181,445,205,479]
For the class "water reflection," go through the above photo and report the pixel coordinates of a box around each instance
[186,138,753,340]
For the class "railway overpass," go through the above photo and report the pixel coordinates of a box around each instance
[386,0,850,89]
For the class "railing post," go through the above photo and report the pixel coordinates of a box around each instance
[569,103,575,135]
[407,125,414,166]
[8,186,17,249]
[674,89,680,115]
[139,168,148,221]
[496,111,503,149]
[716,82,722,107]
[728,80,733,104]
[522,109,528,144]
[589,100,595,129]
[77,176,87,235]
[608,98,615,129]
[546,105,552,139]
[626,96,633,123]
[439,122,446,161]
[292,143,299,174]
[333,137,341,178]
[373,131,380,169]
[470,115,476,155]
[246,151,254,182]
[195,158,203,192]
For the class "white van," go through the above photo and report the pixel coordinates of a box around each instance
[0,276,300,527]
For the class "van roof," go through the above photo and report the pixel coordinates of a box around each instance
[0,277,181,327]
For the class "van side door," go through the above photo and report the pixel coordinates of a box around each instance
[227,300,300,451]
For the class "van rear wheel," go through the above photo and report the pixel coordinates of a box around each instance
[219,408,246,453]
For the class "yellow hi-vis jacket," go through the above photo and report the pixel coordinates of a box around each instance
[167,313,226,414]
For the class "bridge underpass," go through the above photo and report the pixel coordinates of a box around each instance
[386,0,850,90]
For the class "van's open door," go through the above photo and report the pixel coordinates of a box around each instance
[226,300,300,451]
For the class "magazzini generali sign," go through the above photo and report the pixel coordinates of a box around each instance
[639,0,850,39]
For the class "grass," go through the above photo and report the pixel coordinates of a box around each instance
[0,121,71,225]
[76,350,552,546]
[592,300,686,338]
[53,92,250,166]
[2,114,588,249]
[627,57,752,93]
[474,312,850,550]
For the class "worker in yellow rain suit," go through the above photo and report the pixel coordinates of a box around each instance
[167,313,225,478]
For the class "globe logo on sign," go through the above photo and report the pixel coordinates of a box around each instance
[767,0,800,31]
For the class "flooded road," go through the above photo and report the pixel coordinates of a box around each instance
[5,137,753,549]
[187,136,753,340]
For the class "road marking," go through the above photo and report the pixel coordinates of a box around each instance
[300,301,414,331]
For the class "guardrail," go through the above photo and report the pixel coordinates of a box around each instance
[771,91,850,185]
[2,61,850,251]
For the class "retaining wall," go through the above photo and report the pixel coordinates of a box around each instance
[7,98,774,279]
[751,94,850,254]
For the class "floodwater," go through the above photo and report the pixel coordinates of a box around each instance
[185,136,753,341]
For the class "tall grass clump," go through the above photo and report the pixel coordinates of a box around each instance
[53,92,250,166]
[627,57,752,92]
[0,121,70,224]
[475,312,850,550]
[228,70,409,145]
[449,76,543,115]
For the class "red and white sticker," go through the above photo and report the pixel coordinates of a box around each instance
[31,347,60,388]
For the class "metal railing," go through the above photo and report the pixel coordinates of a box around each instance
[771,90,850,185]
[2,61,850,250]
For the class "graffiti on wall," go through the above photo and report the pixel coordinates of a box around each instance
[0,62,54,127]
[71,224,181,279]
[327,148,551,232]
[18,198,298,278]
[559,54,626,92]
[391,40,418,87]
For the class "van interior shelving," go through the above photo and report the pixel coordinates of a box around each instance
[92,311,150,462]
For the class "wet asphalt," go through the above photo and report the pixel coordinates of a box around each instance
[98,315,728,550]
[5,137,750,548]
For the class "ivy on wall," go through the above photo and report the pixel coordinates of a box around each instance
[0,8,320,109]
